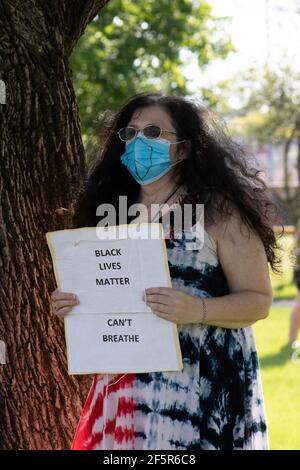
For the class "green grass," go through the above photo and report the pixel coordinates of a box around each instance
[271,233,297,300]
[271,267,297,300]
[250,232,300,449]
[254,306,300,450]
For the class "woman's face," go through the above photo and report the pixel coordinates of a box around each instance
[127,105,185,164]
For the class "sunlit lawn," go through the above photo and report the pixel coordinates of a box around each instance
[254,232,300,450]
[271,232,297,300]
[254,306,300,450]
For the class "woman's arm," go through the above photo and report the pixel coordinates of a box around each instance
[196,291,271,329]
[145,208,273,329]
[200,209,273,328]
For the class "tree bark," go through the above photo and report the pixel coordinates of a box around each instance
[0,0,108,450]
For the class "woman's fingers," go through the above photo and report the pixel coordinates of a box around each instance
[147,302,170,314]
[55,299,79,310]
[51,290,79,319]
[54,306,74,318]
[145,287,173,297]
[51,290,77,301]
[145,293,169,305]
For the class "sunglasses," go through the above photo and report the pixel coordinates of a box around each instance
[117,125,177,142]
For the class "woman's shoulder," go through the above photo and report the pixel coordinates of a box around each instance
[204,201,258,251]
[203,224,219,250]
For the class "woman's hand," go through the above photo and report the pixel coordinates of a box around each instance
[51,289,79,319]
[144,287,200,324]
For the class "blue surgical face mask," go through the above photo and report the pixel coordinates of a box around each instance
[120,134,185,185]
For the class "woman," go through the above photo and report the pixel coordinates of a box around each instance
[51,92,280,450]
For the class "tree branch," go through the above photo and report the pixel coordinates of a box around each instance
[63,0,110,54]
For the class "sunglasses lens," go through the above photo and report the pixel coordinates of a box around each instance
[119,127,136,141]
[143,125,161,139]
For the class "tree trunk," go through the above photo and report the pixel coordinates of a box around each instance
[296,128,300,189]
[282,130,295,202]
[0,0,108,450]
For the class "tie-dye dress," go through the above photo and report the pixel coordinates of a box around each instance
[71,223,269,450]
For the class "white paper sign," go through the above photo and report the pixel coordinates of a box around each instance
[46,224,183,374]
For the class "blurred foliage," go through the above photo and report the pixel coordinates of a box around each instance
[70,0,233,154]
[234,67,300,144]
[203,66,300,142]
[233,67,300,221]
[203,66,300,222]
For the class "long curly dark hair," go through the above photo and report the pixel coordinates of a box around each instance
[73,92,283,273]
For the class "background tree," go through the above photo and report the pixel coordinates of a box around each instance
[70,0,233,154]
[241,68,300,222]
[203,66,300,223]
[0,0,108,450]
